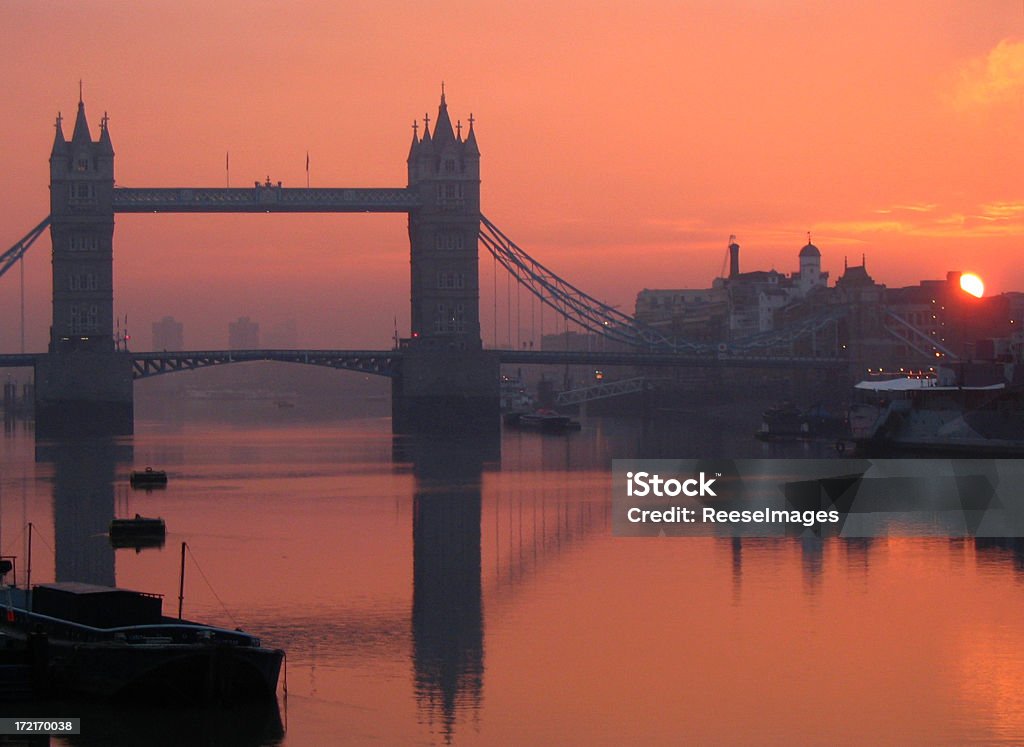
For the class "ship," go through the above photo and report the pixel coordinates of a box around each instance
[848,349,1024,455]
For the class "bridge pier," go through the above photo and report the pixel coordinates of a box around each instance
[392,349,499,434]
[34,352,133,437]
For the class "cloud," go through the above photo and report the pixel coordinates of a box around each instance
[820,201,1024,241]
[873,203,937,216]
[952,38,1024,110]
[979,201,1024,220]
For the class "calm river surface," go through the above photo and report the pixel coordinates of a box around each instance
[2,398,1024,745]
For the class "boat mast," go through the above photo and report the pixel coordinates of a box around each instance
[178,541,186,619]
[26,522,32,611]
[26,522,32,589]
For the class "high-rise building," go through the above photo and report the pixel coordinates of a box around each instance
[151,316,184,351]
[228,316,259,349]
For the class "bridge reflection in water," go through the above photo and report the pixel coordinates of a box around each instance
[401,433,610,742]
[406,436,489,741]
[35,437,131,587]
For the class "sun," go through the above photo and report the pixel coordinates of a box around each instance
[960,272,985,298]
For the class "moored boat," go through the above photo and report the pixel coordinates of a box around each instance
[0,581,283,704]
[505,409,581,433]
[129,467,168,489]
[849,361,1024,455]
[109,515,166,550]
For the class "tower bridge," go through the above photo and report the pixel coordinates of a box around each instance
[1,90,850,436]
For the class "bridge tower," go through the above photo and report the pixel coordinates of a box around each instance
[395,90,498,431]
[36,96,133,435]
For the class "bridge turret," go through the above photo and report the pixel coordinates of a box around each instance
[50,112,68,159]
[407,121,420,168]
[97,113,114,157]
[463,115,480,158]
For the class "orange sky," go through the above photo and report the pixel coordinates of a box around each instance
[1,1,1023,351]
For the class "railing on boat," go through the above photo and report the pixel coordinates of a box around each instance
[1,601,263,648]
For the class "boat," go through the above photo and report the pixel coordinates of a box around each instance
[756,401,848,441]
[109,515,166,550]
[129,467,167,489]
[500,374,534,412]
[504,409,581,433]
[0,576,283,704]
[849,359,1024,455]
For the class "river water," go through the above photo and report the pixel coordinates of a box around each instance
[3,397,1024,745]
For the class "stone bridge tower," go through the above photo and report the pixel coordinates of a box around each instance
[37,96,133,435]
[49,96,116,353]
[406,88,482,349]
[395,90,498,431]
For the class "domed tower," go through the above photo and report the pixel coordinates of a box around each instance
[798,234,822,295]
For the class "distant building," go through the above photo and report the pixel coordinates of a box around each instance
[886,271,1013,361]
[635,286,728,342]
[635,238,830,342]
[632,235,1021,370]
[151,316,183,351]
[264,319,298,349]
[228,316,259,349]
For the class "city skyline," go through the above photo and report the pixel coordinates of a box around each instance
[2,2,1024,352]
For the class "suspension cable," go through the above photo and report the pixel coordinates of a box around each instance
[478,214,851,357]
[1,216,51,281]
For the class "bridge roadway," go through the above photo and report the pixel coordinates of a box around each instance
[0,349,849,379]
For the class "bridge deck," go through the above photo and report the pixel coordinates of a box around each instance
[2,349,850,377]
[496,349,849,369]
[0,354,37,368]
[132,349,401,378]
[112,187,419,213]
